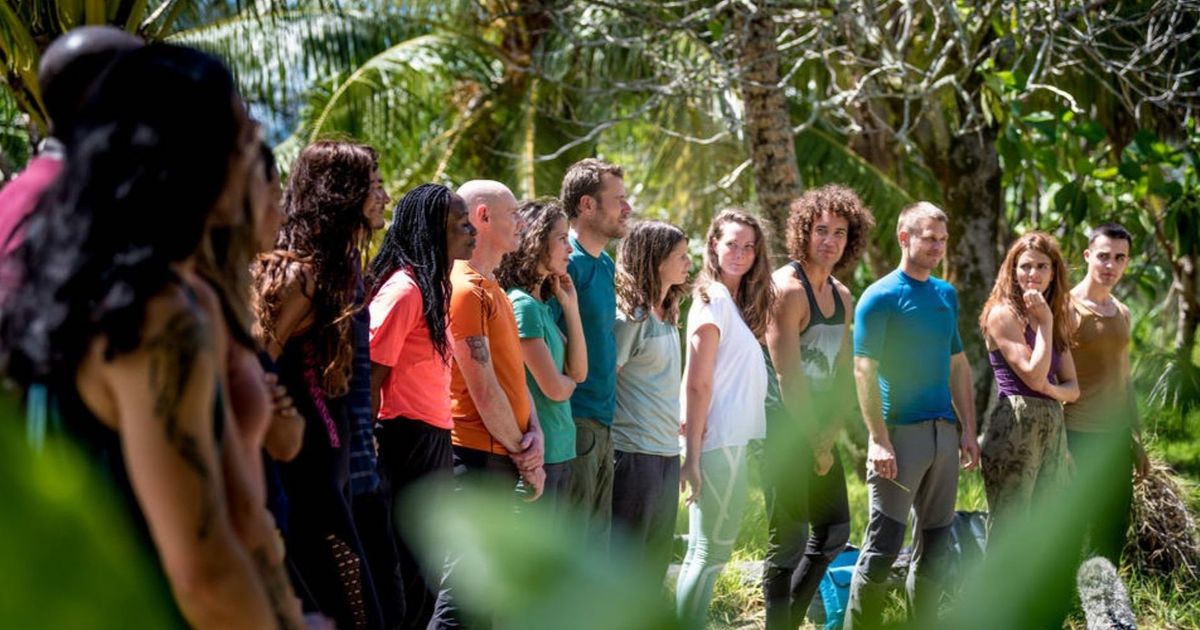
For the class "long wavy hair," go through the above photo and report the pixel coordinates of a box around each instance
[616,220,689,325]
[253,140,377,397]
[696,209,776,338]
[196,141,273,350]
[496,197,567,298]
[0,45,243,386]
[979,231,1072,352]
[366,183,458,362]
[786,184,876,273]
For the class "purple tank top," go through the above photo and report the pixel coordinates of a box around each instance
[989,326,1060,398]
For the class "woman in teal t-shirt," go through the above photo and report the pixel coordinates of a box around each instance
[497,198,588,505]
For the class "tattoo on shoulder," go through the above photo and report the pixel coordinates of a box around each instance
[465,336,490,365]
[144,309,216,540]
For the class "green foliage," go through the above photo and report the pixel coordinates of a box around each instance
[404,478,681,630]
[0,400,180,627]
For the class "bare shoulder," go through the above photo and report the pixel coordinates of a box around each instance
[280,258,317,298]
[832,277,855,307]
[771,265,808,310]
[985,302,1023,336]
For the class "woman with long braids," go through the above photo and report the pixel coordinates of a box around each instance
[496,198,588,508]
[979,231,1079,534]
[253,140,389,630]
[610,220,690,583]
[366,183,475,629]
[676,210,776,628]
[0,45,284,628]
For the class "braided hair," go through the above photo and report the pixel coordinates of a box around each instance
[366,183,458,362]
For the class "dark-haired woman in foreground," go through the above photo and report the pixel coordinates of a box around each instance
[254,140,389,629]
[367,183,476,629]
[0,45,283,629]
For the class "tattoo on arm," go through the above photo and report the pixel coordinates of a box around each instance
[465,336,490,365]
[144,310,217,541]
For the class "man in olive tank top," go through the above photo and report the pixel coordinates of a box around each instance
[1066,222,1149,564]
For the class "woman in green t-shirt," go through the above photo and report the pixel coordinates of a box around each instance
[496,198,588,505]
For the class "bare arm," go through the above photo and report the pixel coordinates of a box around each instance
[765,273,813,442]
[520,338,576,402]
[854,356,887,444]
[986,306,1053,387]
[950,351,980,469]
[220,415,304,630]
[453,335,524,452]
[1040,348,1080,403]
[107,300,276,630]
[261,265,314,361]
[557,285,588,383]
[509,391,545,500]
[854,356,897,480]
[370,361,390,419]
[680,324,718,503]
[829,286,857,433]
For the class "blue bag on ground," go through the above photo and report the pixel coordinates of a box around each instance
[819,546,860,629]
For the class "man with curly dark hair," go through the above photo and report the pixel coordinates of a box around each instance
[762,185,874,629]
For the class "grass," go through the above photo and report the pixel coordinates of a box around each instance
[679,414,1200,630]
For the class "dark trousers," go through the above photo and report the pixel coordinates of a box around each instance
[353,488,406,629]
[611,450,680,585]
[541,461,573,519]
[377,419,454,630]
[566,418,614,552]
[763,444,851,630]
[427,447,519,630]
[1067,430,1134,564]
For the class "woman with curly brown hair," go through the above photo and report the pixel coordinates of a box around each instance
[762,185,874,630]
[677,209,775,628]
[979,231,1079,535]
[496,198,587,506]
[253,140,390,630]
[609,220,690,584]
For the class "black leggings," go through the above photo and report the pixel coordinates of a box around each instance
[762,441,851,630]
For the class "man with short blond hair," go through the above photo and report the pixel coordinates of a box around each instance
[844,201,979,629]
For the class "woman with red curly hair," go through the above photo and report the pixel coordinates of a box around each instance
[979,231,1079,535]
[253,140,391,630]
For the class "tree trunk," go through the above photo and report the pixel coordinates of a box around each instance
[923,127,1003,422]
[734,7,801,257]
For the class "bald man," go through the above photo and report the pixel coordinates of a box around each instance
[0,26,141,261]
[427,180,544,630]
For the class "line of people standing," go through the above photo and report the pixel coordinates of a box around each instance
[0,33,1147,630]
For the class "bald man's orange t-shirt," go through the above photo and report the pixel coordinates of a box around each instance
[448,260,531,454]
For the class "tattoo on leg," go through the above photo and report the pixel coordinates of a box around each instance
[465,335,490,365]
[144,309,217,540]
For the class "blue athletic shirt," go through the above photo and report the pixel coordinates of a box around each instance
[853,269,963,425]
